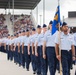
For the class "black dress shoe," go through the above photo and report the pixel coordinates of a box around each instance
[37,74,42,75]
[33,71,36,74]
[23,66,25,69]
[26,69,29,71]
[16,63,18,65]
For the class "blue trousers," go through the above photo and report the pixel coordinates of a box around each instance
[61,50,71,75]
[10,50,13,61]
[40,46,48,75]
[36,46,41,75]
[9,46,12,60]
[75,46,76,64]
[22,53,25,67]
[14,46,19,63]
[18,46,22,65]
[24,46,31,69]
[46,47,57,75]
[6,45,10,60]
[30,46,37,72]
[1,46,6,53]
[69,50,73,69]
[8,46,11,60]
[0,46,1,51]
[13,51,16,63]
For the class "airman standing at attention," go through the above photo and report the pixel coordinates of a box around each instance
[43,21,57,75]
[55,22,75,75]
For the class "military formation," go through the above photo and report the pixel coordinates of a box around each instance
[0,21,76,75]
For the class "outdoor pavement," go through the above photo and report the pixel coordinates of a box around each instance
[0,52,75,75]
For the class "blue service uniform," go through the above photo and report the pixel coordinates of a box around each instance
[37,32,48,75]
[28,34,37,72]
[44,30,58,75]
[23,36,31,70]
[19,36,26,68]
[55,32,74,75]
[0,39,1,52]
[12,38,16,63]
[35,33,42,75]
[1,38,7,53]
[14,38,19,64]
[2,38,8,53]
[8,39,12,60]
[20,36,24,66]
[12,38,16,61]
[17,36,23,66]
[20,36,26,68]
[6,38,11,60]
[73,33,76,64]
[9,39,13,61]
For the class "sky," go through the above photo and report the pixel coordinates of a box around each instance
[0,0,76,26]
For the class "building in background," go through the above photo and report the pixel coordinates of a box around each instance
[64,11,76,33]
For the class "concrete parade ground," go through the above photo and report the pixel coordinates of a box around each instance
[0,52,75,75]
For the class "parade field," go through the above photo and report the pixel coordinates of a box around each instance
[0,52,75,75]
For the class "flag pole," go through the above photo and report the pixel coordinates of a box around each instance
[58,0,62,75]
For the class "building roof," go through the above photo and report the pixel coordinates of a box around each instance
[0,0,41,9]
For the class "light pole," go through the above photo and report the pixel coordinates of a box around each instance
[40,15,42,25]
[43,0,45,24]
[12,0,14,34]
[36,6,38,25]
[9,0,10,14]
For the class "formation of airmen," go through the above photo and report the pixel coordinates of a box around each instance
[0,21,76,75]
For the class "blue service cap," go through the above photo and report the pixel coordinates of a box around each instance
[26,29,29,32]
[23,30,25,32]
[14,34,16,36]
[16,33,18,34]
[43,24,47,28]
[49,20,53,25]
[32,28,36,31]
[62,22,67,27]
[19,31,21,33]
[8,34,10,36]
[37,25,41,28]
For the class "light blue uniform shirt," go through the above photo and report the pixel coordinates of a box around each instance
[9,39,12,45]
[18,36,25,46]
[5,38,11,45]
[0,38,2,46]
[12,38,16,46]
[3,38,8,45]
[22,36,29,46]
[36,33,45,46]
[14,38,19,46]
[35,33,41,46]
[55,32,74,51]
[28,35,34,46]
[44,30,58,47]
[73,33,76,46]
[32,33,39,46]
[17,36,23,46]
[15,37,21,46]
[14,37,21,46]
